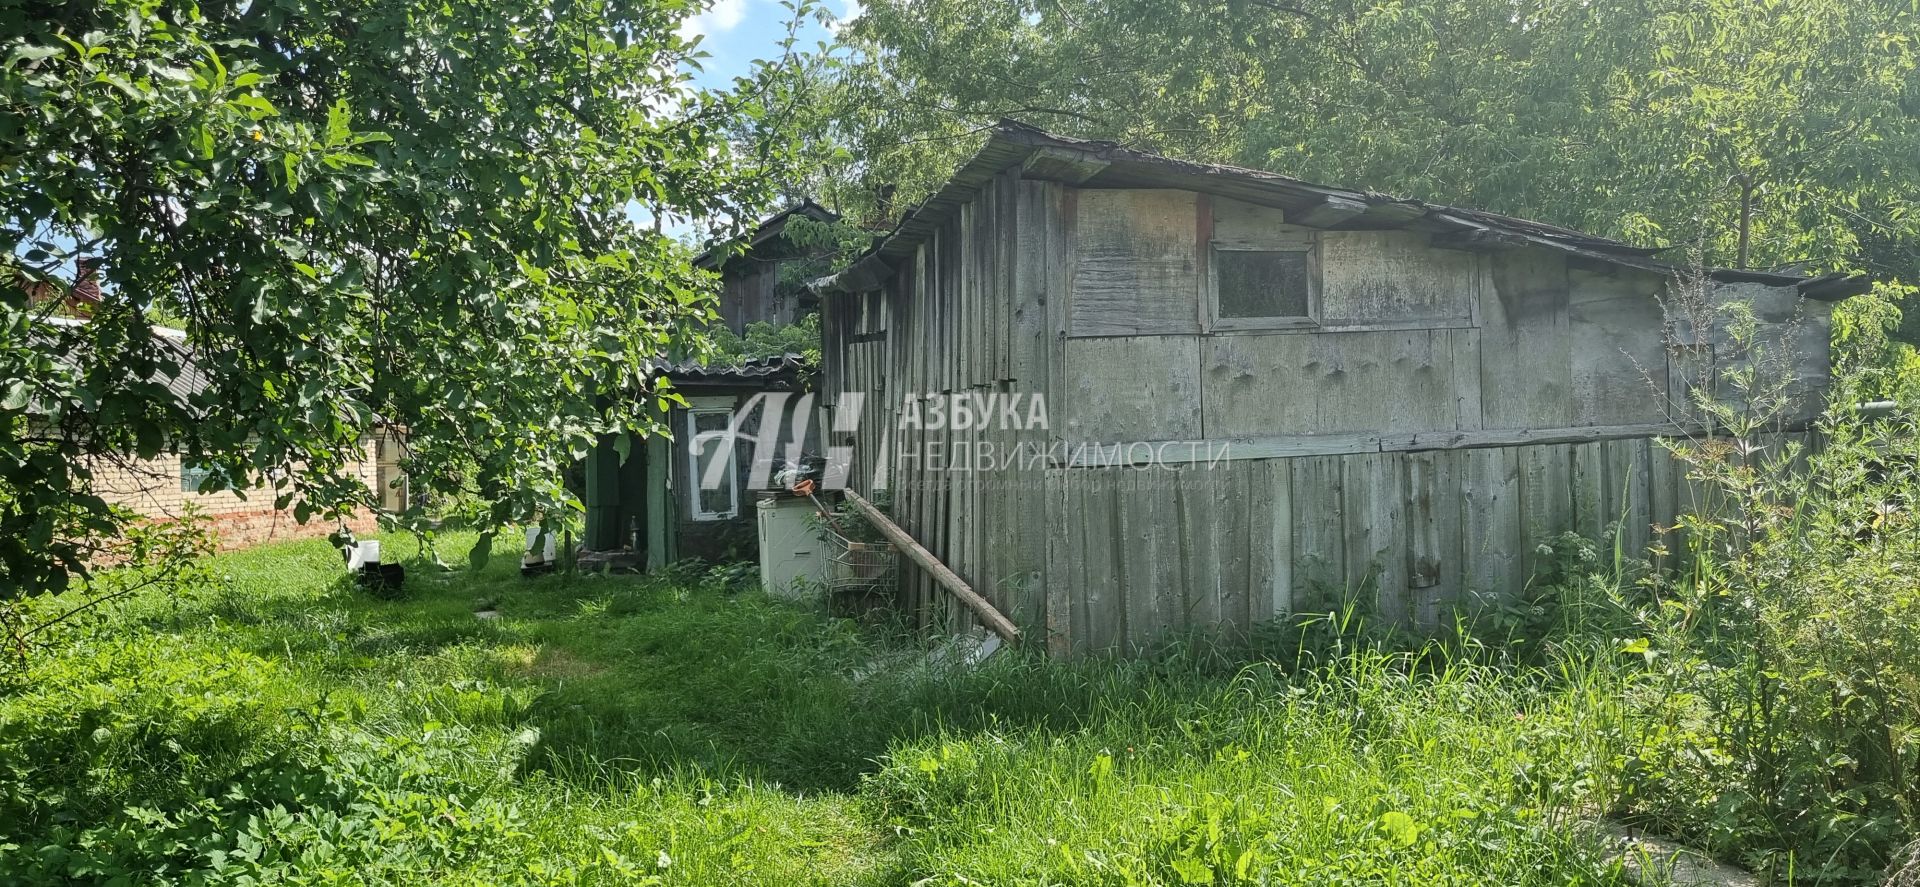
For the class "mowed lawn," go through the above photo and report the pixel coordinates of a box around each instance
[0,533,1637,885]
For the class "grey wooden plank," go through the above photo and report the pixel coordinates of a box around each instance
[1393,422,1698,452]
[1482,250,1572,429]
[1118,471,1163,651]
[1569,269,1671,426]
[1046,186,1074,444]
[1062,336,1204,442]
[1258,459,1294,623]
[1080,468,1122,652]
[1064,433,1374,466]
[1518,443,1574,582]
[1571,440,1609,543]
[1211,197,1312,249]
[1319,230,1477,327]
[1202,329,1458,437]
[1448,328,1484,431]
[1405,450,1463,631]
[1182,467,1226,637]
[1290,455,1347,613]
[1343,452,1409,625]
[1213,462,1258,635]
[999,170,1020,382]
[1044,467,1073,656]
[1614,438,1654,568]
[1151,473,1189,639]
[1461,446,1523,608]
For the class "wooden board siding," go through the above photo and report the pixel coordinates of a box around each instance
[1063,336,1204,441]
[1320,230,1477,328]
[1031,435,1779,653]
[1569,269,1671,426]
[819,168,1053,638]
[1211,198,1309,249]
[1068,189,1201,337]
[1201,329,1470,437]
[1481,250,1573,429]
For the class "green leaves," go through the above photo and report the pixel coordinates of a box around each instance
[468,533,495,573]
[2,0,814,595]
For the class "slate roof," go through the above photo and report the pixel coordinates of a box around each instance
[818,119,1869,301]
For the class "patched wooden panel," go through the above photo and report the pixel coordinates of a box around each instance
[1569,270,1671,426]
[1063,336,1203,441]
[1202,329,1466,437]
[1069,189,1200,336]
[1482,250,1572,428]
[1320,230,1476,327]
[1212,197,1312,249]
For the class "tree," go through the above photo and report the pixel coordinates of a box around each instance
[0,0,822,599]
[826,0,1920,318]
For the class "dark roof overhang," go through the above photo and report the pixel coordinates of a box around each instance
[815,120,1870,302]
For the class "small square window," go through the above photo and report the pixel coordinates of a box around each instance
[1211,246,1315,328]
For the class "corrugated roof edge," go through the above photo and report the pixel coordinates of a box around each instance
[652,352,810,386]
[814,119,1870,302]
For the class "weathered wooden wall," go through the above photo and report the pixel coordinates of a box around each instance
[821,169,1053,634]
[716,259,806,335]
[820,179,1837,653]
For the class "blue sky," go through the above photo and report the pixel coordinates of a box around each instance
[636,0,859,238]
[678,0,858,87]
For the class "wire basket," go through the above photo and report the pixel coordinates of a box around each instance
[825,532,898,591]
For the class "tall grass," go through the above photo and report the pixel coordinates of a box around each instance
[8,403,1918,883]
[1,531,1643,885]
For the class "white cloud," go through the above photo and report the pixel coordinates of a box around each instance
[827,0,862,33]
[678,0,748,42]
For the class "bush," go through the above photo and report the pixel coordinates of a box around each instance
[0,638,545,885]
[1533,410,1920,883]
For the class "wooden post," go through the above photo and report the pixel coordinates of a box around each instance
[843,490,1022,645]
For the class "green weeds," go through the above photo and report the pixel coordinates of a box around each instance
[2,532,1638,885]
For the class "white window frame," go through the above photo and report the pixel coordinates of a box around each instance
[181,460,217,493]
[1206,241,1321,332]
[683,398,740,521]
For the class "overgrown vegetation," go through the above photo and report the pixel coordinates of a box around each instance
[1,532,1642,885]
[1,0,822,596]
[9,391,1920,884]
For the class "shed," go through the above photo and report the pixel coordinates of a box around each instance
[580,355,811,567]
[579,203,830,567]
[814,120,1869,654]
[696,199,839,336]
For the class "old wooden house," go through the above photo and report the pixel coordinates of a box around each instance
[815,121,1868,654]
[697,199,838,336]
[579,205,826,566]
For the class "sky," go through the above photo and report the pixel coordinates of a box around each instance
[677,0,858,88]
[637,0,860,238]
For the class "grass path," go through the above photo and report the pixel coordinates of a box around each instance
[2,533,1637,885]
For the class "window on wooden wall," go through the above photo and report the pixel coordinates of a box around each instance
[1208,244,1317,330]
[684,406,739,521]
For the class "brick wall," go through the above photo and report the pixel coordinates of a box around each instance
[87,438,390,551]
